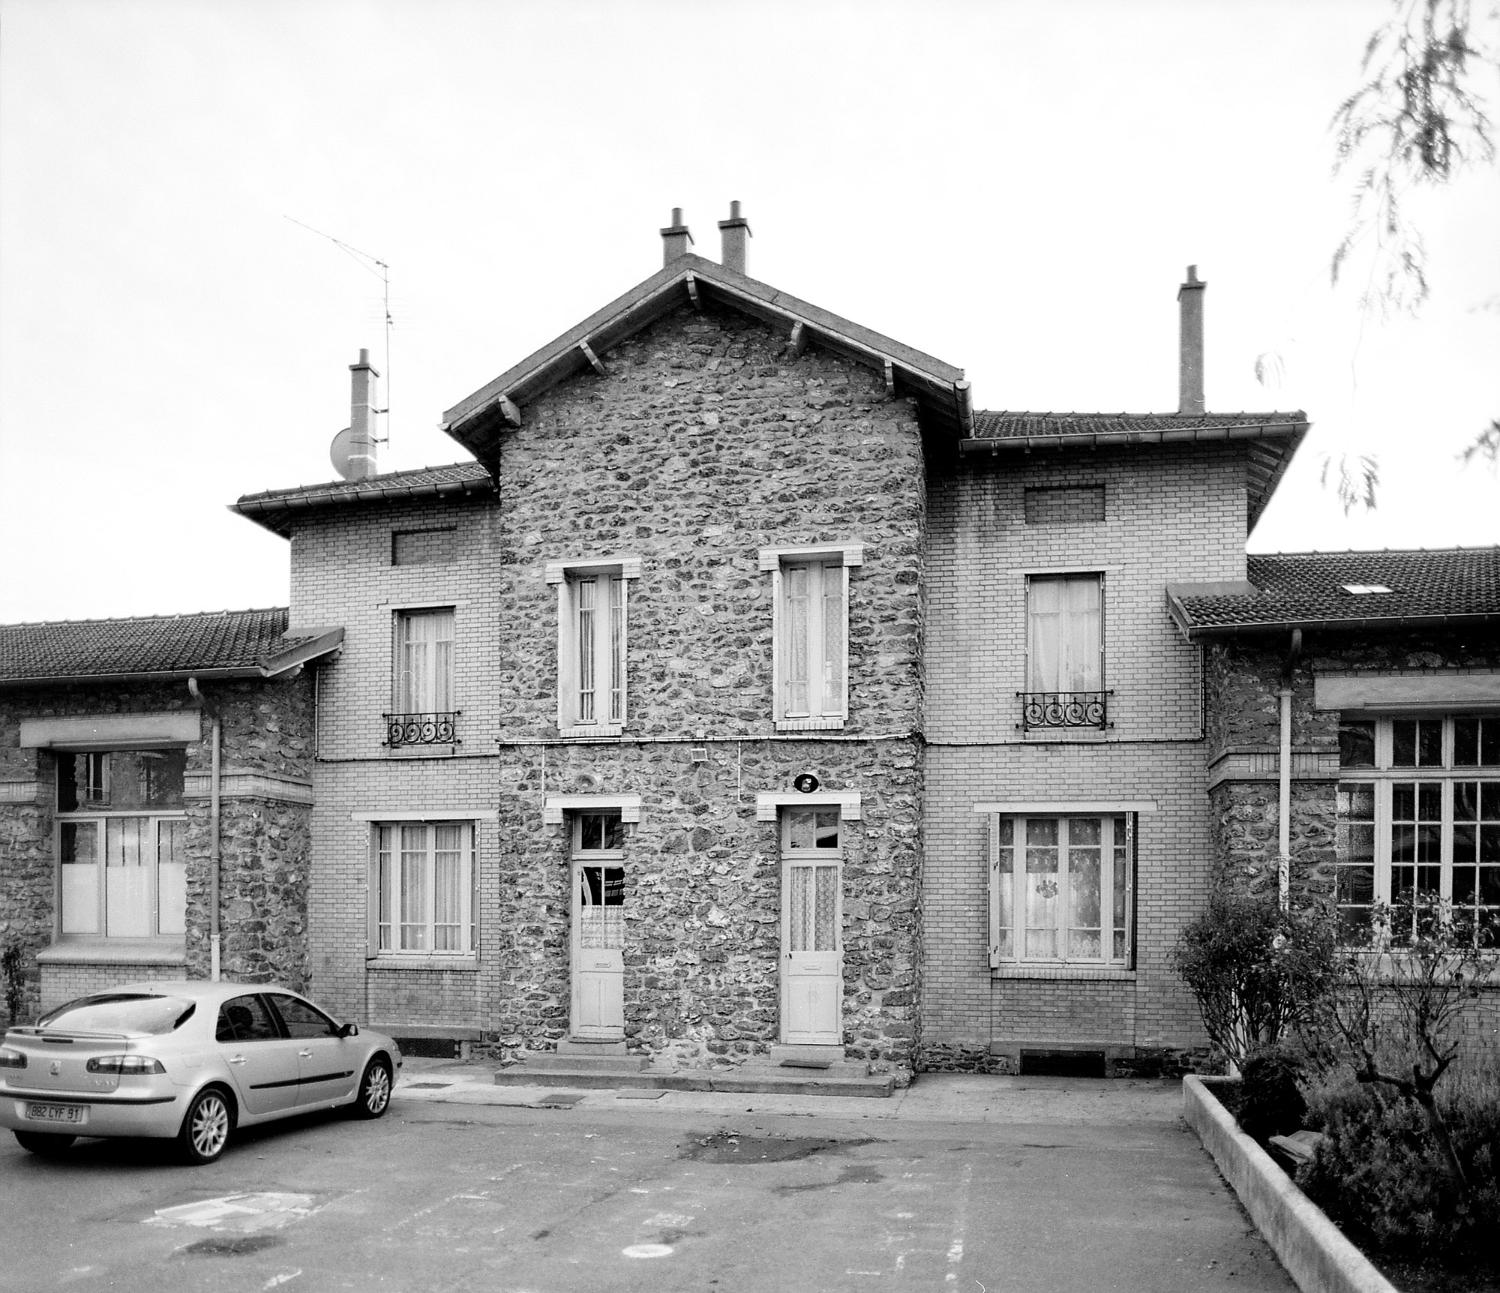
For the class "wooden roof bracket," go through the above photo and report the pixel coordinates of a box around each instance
[883,359,896,396]
[497,394,522,428]
[579,339,607,376]
[685,272,701,310]
[787,320,807,356]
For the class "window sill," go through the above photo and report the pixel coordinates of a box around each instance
[385,744,459,759]
[775,716,846,733]
[558,725,625,740]
[39,938,186,967]
[366,955,478,973]
[1018,728,1110,743]
[991,964,1135,982]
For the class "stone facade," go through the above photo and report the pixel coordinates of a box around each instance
[0,676,315,1016]
[289,305,928,1076]
[1203,629,1500,1058]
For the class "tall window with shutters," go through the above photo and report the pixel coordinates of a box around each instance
[546,557,640,737]
[761,544,861,731]
[1021,574,1108,730]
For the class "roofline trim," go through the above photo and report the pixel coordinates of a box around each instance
[959,420,1308,454]
[1172,608,1500,640]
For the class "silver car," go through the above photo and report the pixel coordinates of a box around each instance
[0,980,402,1164]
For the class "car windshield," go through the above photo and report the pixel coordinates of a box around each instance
[37,994,196,1035]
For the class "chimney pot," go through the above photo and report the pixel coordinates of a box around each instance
[717,200,752,275]
[1177,266,1206,417]
[660,208,694,266]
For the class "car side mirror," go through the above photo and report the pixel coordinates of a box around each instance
[338,1022,359,1038]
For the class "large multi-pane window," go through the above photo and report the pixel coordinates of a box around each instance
[1336,714,1500,942]
[374,822,475,955]
[779,560,846,723]
[55,749,187,939]
[394,608,454,714]
[989,813,1133,966]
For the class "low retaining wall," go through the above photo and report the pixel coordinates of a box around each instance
[1182,1075,1395,1293]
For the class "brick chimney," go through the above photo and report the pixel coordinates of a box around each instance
[717,200,751,275]
[348,348,379,480]
[1178,265,1205,416]
[660,208,693,265]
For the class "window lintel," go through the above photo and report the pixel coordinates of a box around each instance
[757,543,864,572]
[756,790,862,822]
[544,555,643,585]
[972,800,1157,815]
[543,793,642,826]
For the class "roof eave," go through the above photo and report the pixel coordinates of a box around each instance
[1177,609,1500,642]
[439,255,969,459]
[232,474,497,535]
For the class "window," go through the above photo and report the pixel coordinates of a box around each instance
[1336,714,1500,943]
[989,813,1133,967]
[546,558,641,736]
[573,812,626,950]
[373,821,475,955]
[1021,574,1107,730]
[388,609,457,747]
[55,749,187,939]
[760,544,862,730]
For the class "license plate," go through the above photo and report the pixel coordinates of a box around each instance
[26,1102,86,1125]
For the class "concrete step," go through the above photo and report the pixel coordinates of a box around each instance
[521,1052,650,1074]
[493,1062,894,1099]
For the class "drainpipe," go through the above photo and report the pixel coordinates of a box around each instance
[187,678,222,980]
[1277,630,1303,912]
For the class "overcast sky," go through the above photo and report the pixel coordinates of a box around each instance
[1,0,1496,625]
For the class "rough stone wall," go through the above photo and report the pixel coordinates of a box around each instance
[294,303,928,1073]
[488,737,923,1072]
[0,674,317,1011]
[1205,628,1500,1064]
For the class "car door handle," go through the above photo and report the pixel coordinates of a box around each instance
[298,1050,313,1059]
[228,1056,247,1065]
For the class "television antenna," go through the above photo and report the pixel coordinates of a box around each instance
[285,215,393,448]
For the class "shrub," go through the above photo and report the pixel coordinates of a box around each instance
[1238,1045,1308,1141]
[1301,1069,1500,1264]
[1,938,24,1026]
[1170,887,1335,1070]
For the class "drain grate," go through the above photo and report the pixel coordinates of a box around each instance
[535,1092,585,1107]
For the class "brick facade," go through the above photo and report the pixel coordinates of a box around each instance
[919,441,1250,1072]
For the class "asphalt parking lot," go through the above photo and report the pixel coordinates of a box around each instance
[0,1072,1295,1292]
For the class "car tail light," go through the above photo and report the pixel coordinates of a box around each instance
[0,1048,25,1070]
[86,1055,165,1075]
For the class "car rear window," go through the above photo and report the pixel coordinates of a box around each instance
[38,994,196,1035]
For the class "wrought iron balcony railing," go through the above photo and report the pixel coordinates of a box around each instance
[384,711,461,748]
[1018,690,1111,731]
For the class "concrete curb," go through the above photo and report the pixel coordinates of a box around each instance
[1182,1075,1397,1293]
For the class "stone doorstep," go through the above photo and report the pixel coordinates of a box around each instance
[493,1061,895,1099]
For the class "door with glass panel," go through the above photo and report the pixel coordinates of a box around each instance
[780,807,842,1045]
[571,812,626,1039]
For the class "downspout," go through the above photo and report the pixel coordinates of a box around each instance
[187,678,222,980]
[1277,630,1303,912]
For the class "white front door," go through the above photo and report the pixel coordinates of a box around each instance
[570,812,626,1039]
[780,807,842,1045]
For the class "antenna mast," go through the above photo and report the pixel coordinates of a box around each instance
[285,215,392,447]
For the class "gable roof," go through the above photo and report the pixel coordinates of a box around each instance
[1167,547,1500,638]
[233,462,494,535]
[439,252,972,463]
[0,608,343,688]
[964,411,1308,532]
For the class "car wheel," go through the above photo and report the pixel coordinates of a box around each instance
[350,1057,392,1119]
[14,1131,75,1156]
[179,1086,233,1165]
